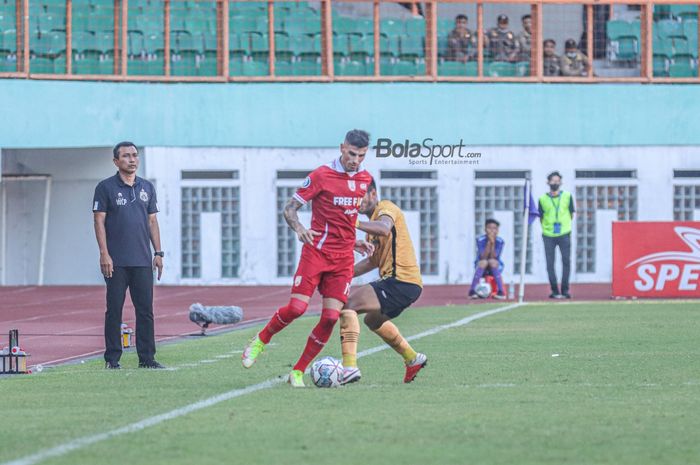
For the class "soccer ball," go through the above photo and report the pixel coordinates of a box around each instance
[311,356,344,388]
[474,279,492,299]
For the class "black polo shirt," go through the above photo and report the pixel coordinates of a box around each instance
[93,173,159,267]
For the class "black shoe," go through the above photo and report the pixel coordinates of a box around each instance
[105,361,121,369]
[138,360,166,369]
[549,293,562,299]
[561,293,571,299]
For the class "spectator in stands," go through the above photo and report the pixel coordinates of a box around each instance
[560,38,590,76]
[543,39,561,76]
[447,14,477,63]
[469,218,506,300]
[516,14,532,61]
[485,14,519,62]
[538,171,575,299]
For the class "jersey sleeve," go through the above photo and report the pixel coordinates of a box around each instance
[147,184,159,214]
[375,201,399,225]
[92,183,109,212]
[293,169,323,205]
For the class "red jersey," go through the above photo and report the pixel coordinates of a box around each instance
[293,157,373,257]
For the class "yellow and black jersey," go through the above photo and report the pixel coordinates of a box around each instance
[367,200,422,287]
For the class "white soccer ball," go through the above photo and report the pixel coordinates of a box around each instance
[475,280,492,299]
[311,356,344,388]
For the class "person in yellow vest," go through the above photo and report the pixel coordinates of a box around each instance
[339,179,427,385]
[538,171,575,299]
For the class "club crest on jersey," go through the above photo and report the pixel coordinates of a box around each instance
[139,189,149,202]
[302,176,311,189]
[347,180,356,191]
[116,193,127,206]
[360,183,367,190]
[294,275,302,287]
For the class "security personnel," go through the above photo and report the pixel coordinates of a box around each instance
[560,38,590,76]
[446,14,477,62]
[538,171,575,299]
[543,39,561,76]
[485,14,519,62]
[93,141,165,369]
[516,14,532,62]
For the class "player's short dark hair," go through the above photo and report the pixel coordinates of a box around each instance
[485,218,500,227]
[544,38,556,47]
[345,129,370,149]
[455,14,468,22]
[113,141,137,159]
[547,170,562,181]
[368,178,377,193]
[522,14,531,21]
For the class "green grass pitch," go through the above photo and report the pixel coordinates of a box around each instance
[2,301,699,465]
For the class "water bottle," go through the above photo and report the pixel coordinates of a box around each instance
[508,279,515,300]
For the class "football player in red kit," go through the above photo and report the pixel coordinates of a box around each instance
[242,129,375,387]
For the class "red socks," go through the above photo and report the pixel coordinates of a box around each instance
[258,298,308,344]
[293,308,340,372]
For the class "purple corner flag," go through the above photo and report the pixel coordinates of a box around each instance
[525,180,539,225]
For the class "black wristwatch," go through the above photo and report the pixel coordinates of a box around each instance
[154,251,165,258]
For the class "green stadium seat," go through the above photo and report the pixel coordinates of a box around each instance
[607,20,632,41]
[292,60,320,76]
[653,54,669,76]
[133,16,164,35]
[74,55,114,74]
[399,34,423,60]
[333,33,351,58]
[291,33,319,60]
[128,31,145,55]
[355,19,374,35]
[670,4,698,20]
[230,15,259,34]
[200,31,217,57]
[349,34,373,60]
[249,32,268,60]
[684,20,698,55]
[438,61,476,76]
[0,10,16,31]
[380,19,405,39]
[94,31,114,55]
[274,32,293,61]
[127,56,164,75]
[38,12,65,32]
[30,56,54,73]
[516,60,530,76]
[197,55,218,76]
[143,32,164,55]
[284,18,321,36]
[669,60,696,77]
[229,32,250,57]
[0,55,17,72]
[228,55,245,75]
[438,18,453,35]
[171,54,198,76]
[616,37,638,61]
[653,36,674,58]
[405,18,425,37]
[381,34,399,58]
[71,30,93,54]
[437,35,448,58]
[335,59,369,76]
[334,17,362,36]
[176,31,202,55]
[487,61,516,77]
[2,29,16,53]
[86,10,113,34]
[242,60,268,76]
[656,19,684,39]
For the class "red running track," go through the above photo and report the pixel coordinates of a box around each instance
[0,283,611,368]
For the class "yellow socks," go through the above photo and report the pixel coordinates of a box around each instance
[340,310,360,368]
[373,320,417,363]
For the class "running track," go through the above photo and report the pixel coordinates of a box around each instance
[0,284,611,367]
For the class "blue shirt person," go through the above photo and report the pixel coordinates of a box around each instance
[469,218,506,299]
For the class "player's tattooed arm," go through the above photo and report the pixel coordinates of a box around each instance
[284,197,321,245]
[357,215,394,237]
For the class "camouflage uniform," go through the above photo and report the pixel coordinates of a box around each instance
[446,28,477,62]
[560,51,590,76]
[543,53,561,76]
[485,27,519,62]
[516,30,531,61]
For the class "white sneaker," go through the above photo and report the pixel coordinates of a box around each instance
[340,367,362,385]
[241,335,265,369]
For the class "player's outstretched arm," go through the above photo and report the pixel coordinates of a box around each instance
[283,197,320,245]
[357,215,394,237]
[353,258,377,277]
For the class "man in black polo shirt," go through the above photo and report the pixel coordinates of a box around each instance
[93,141,165,369]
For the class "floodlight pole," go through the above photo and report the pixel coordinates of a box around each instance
[518,175,531,304]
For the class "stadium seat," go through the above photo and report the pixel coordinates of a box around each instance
[405,17,425,38]
[653,36,674,58]
[230,15,259,34]
[94,31,114,56]
[128,31,145,56]
[607,20,632,41]
[143,32,164,56]
[292,60,321,76]
[274,32,293,61]
[53,52,66,73]
[242,60,269,76]
[73,55,114,74]
[230,2,265,16]
[38,12,65,33]
[0,10,16,31]
[669,60,696,76]
[30,56,54,73]
[656,19,685,39]
[334,16,361,36]
[437,35,448,58]
[349,34,373,60]
[333,33,351,58]
[127,56,164,75]
[616,37,638,61]
[380,19,405,39]
[438,61,477,76]
[249,32,268,60]
[684,20,698,56]
[487,61,516,77]
[382,59,425,76]
[171,54,198,76]
[399,35,423,60]
[176,31,202,55]
[670,4,698,20]
[516,60,530,76]
[197,55,218,76]
[200,31,217,57]
[335,59,370,76]
[71,30,93,55]
[229,32,250,58]
[2,29,16,54]
[0,55,17,72]
[653,53,670,76]
[291,33,320,61]
[284,14,321,36]
[86,9,113,34]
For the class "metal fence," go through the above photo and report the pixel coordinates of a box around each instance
[0,0,698,81]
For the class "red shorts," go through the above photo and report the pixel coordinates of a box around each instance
[291,245,354,304]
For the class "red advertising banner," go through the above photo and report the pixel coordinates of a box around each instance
[613,222,700,298]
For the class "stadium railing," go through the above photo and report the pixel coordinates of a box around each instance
[0,0,698,82]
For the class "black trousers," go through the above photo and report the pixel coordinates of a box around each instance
[104,266,155,364]
[543,233,571,295]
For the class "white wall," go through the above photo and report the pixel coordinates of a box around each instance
[2,145,699,285]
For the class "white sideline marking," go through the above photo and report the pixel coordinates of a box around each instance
[2,303,522,465]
